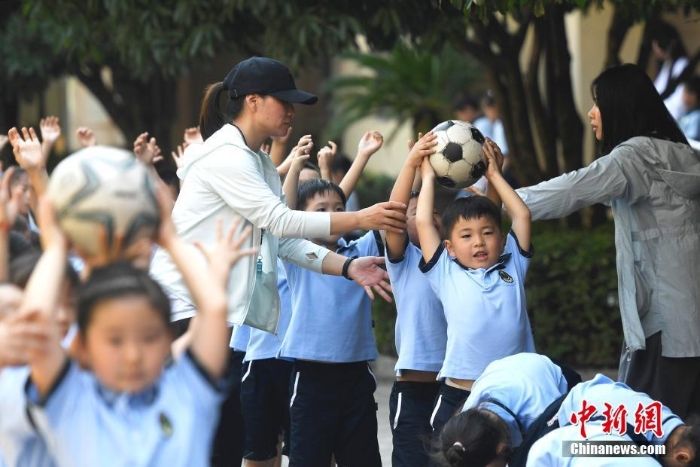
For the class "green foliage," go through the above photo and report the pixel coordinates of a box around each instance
[526,221,621,368]
[324,43,482,139]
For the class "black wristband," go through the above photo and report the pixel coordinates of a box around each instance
[342,256,358,280]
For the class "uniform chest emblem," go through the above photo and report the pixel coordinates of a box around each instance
[159,412,173,438]
[499,270,514,283]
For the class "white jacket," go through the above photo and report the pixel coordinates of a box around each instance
[150,124,331,332]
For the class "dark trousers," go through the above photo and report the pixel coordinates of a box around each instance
[619,332,700,418]
[429,383,471,437]
[211,349,246,467]
[288,360,381,467]
[389,381,441,467]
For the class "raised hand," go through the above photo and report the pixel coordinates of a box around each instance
[171,144,185,169]
[357,131,384,158]
[356,201,408,233]
[0,310,53,368]
[39,116,61,145]
[133,132,163,165]
[483,137,503,180]
[0,167,19,231]
[408,131,437,168]
[290,136,313,174]
[194,218,257,287]
[76,127,97,147]
[8,127,45,171]
[347,256,393,302]
[183,126,203,146]
[317,140,337,178]
[420,156,436,182]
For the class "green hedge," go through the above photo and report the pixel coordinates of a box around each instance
[356,173,622,368]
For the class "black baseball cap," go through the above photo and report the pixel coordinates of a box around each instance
[223,57,318,105]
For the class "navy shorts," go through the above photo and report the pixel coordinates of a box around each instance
[389,380,441,467]
[429,382,470,437]
[288,360,381,467]
[240,358,294,461]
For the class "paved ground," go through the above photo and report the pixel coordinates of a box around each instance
[281,356,617,466]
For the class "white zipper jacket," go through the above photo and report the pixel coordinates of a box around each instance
[150,124,331,333]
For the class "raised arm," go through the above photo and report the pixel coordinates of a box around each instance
[416,158,442,262]
[483,141,531,251]
[282,136,313,209]
[23,199,69,398]
[483,138,504,208]
[156,188,256,379]
[0,168,18,282]
[339,131,384,197]
[76,127,97,148]
[39,116,61,162]
[385,132,437,259]
[317,141,337,181]
[8,127,48,216]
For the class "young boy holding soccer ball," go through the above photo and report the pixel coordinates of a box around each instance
[414,133,536,435]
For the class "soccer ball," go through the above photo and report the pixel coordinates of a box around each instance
[429,120,487,190]
[47,146,161,258]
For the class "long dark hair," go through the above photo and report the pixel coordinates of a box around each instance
[591,63,688,155]
[198,82,245,141]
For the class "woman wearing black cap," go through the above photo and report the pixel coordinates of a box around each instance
[150,57,404,464]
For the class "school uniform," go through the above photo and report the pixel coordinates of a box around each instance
[385,241,447,467]
[25,351,225,467]
[210,325,250,467]
[461,353,568,447]
[421,231,535,434]
[527,424,664,466]
[281,231,381,467]
[0,367,55,467]
[240,259,294,461]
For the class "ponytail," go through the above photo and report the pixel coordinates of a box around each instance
[198,81,247,141]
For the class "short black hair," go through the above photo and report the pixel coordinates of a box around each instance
[302,161,321,175]
[296,179,347,211]
[8,167,27,189]
[77,261,171,333]
[442,196,501,239]
[10,250,79,290]
[331,154,353,174]
[592,63,688,155]
[158,169,180,193]
[452,94,479,112]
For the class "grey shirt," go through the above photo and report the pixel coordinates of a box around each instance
[517,137,700,357]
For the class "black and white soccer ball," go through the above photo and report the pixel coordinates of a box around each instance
[429,120,486,190]
[47,146,160,258]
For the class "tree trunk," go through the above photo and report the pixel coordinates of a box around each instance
[0,96,19,167]
[605,7,632,69]
[526,19,558,179]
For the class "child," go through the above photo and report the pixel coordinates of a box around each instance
[679,75,700,141]
[280,179,383,467]
[15,197,256,467]
[435,353,569,467]
[384,134,448,467]
[528,374,699,467]
[416,136,535,435]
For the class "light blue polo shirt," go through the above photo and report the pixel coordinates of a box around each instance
[280,232,379,363]
[386,241,446,375]
[421,231,536,380]
[461,353,568,447]
[527,424,664,466]
[26,351,224,467]
[0,367,55,467]
[557,374,683,446]
[230,324,251,352]
[244,259,292,362]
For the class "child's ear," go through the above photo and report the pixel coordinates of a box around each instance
[673,445,693,465]
[444,239,456,258]
[69,332,91,370]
